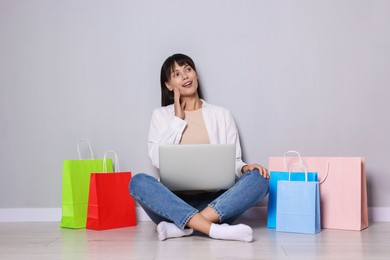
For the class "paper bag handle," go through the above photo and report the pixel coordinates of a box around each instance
[283,150,303,171]
[77,139,95,160]
[319,161,330,184]
[103,150,120,173]
[288,162,308,182]
[288,161,330,184]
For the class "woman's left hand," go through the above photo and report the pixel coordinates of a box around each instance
[242,164,270,179]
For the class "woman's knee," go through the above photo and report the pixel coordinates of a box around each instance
[258,175,270,198]
[247,170,270,200]
[129,173,151,195]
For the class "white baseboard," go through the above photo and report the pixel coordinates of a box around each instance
[368,207,390,222]
[0,208,62,222]
[0,207,389,223]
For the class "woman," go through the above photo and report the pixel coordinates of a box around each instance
[130,53,269,242]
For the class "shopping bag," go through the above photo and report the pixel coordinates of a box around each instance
[269,152,368,231]
[267,151,318,229]
[60,139,113,229]
[86,151,137,230]
[276,163,321,234]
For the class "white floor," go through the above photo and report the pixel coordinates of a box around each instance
[1,220,389,260]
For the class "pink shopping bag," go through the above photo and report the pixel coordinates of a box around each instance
[269,152,368,231]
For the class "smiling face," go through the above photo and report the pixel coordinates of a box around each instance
[160,54,204,106]
[165,62,199,98]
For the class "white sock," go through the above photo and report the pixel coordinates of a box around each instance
[209,223,253,242]
[157,221,194,241]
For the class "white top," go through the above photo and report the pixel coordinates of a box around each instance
[148,100,246,177]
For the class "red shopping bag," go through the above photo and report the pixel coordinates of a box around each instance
[269,151,368,231]
[86,151,137,230]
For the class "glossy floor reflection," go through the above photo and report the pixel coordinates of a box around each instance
[1,221,389,259]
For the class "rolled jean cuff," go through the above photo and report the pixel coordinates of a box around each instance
[208,203,223,222]
[179,209,199,229]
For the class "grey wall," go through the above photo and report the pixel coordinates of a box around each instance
[1,0,389,209]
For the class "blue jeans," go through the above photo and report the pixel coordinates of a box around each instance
[129,170,269,229]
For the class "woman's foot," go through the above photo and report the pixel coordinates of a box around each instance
[157,221,194,241]
[209,223,253,242]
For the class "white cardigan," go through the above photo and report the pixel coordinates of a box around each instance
[148,100,246,177]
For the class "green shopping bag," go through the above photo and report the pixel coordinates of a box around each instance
[60,139,113,229]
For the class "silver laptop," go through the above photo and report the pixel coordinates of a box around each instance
[159,144,236,191]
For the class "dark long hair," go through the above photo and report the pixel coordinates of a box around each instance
[160,53,204,106]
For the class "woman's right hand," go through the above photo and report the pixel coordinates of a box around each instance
[173,87,186,119]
